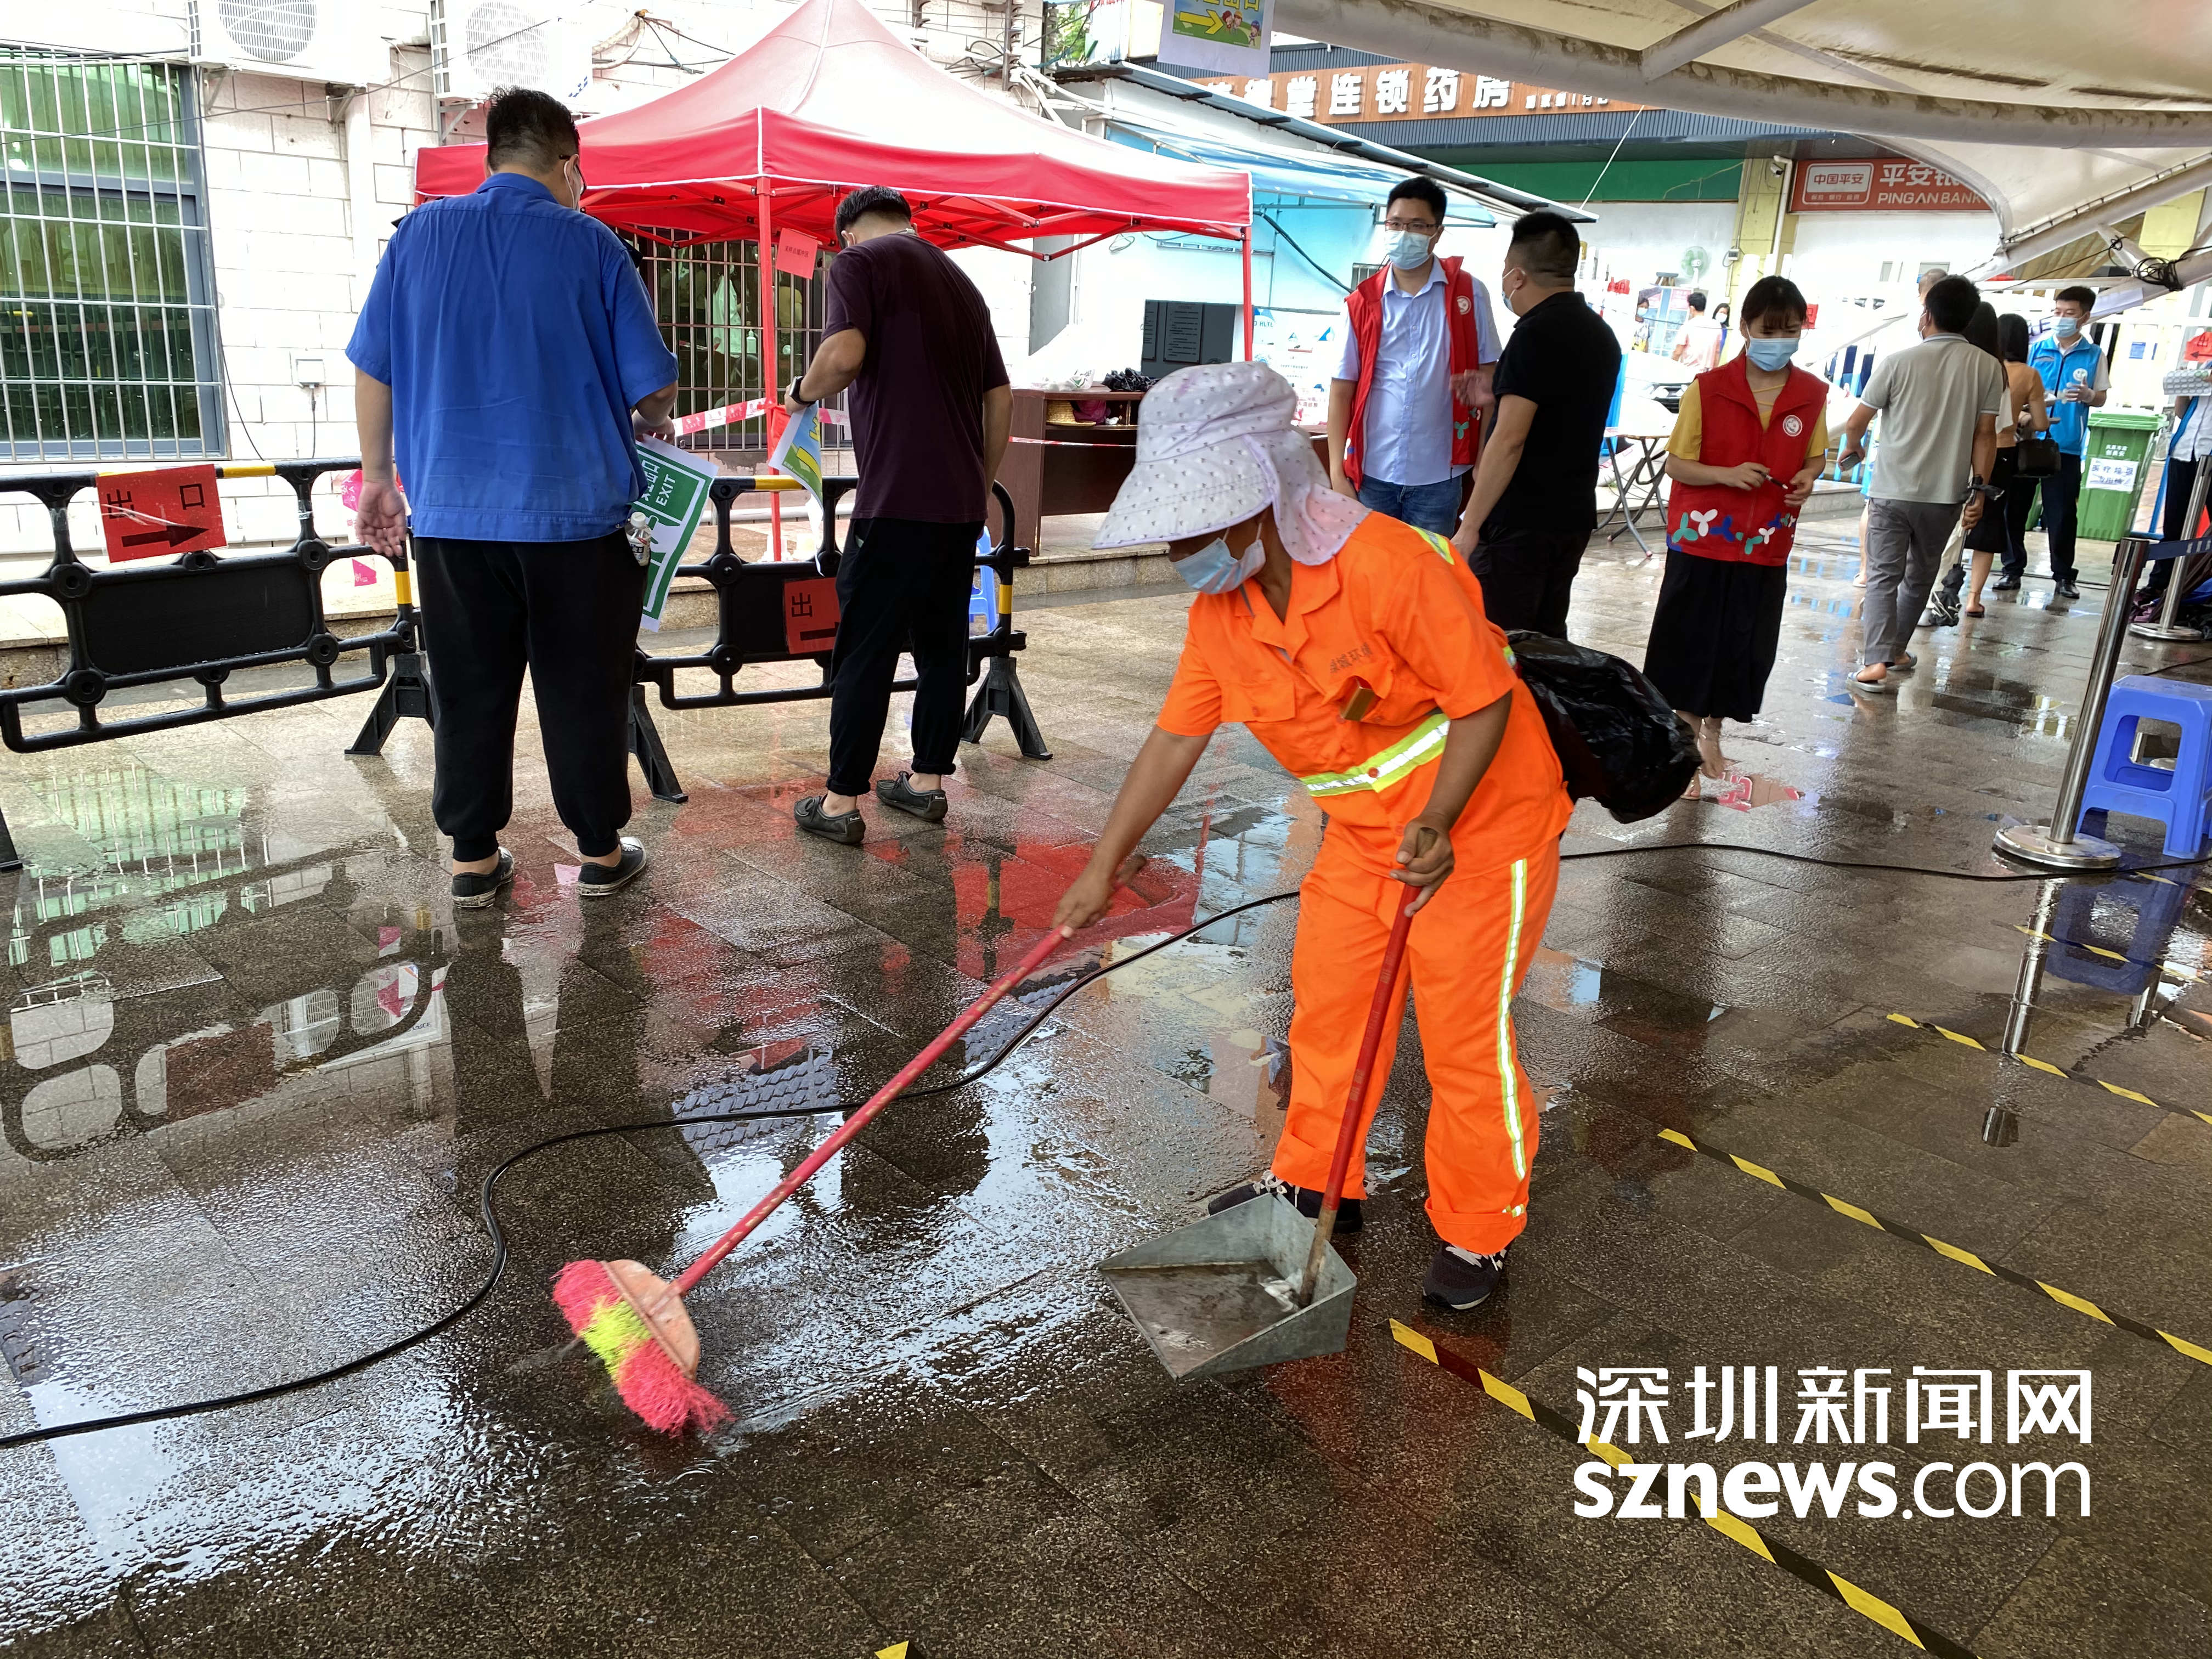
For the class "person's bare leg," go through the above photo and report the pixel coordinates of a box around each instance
[1702,716,1731,774]
[908,772,942,791]
[1680,710,1723,778]
[453,853,500,875]
[824,791,861,814]
[1965,549,1992,615]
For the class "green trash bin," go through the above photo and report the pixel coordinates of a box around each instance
[2076,409,2161,541]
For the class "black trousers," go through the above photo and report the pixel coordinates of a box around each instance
[827,517,981,798]
[2145,455,2206,600]
[414,532,644,862]
[1472,524,1588,637]
[2022,452,2082,583]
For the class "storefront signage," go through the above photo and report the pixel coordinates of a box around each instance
[1193,61,1649,123]
[1789,160,1990,214]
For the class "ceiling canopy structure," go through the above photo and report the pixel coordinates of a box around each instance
[1274,0,2212,278]
[415,0,1251,251]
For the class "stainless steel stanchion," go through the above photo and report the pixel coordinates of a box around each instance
[2129,457,2211,642]
[1991,535,2148,871]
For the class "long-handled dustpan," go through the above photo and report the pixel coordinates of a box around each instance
[1103,885,1417,1378]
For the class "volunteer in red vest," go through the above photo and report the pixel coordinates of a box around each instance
[1325,177,1499,536]
[1059,360,1571,1310]
[1641,275,1829,785]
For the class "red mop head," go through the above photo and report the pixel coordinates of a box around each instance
[552,1258,729,1435]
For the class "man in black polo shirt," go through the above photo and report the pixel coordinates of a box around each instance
[781,187,1012,844]
[1448,210,1621,637]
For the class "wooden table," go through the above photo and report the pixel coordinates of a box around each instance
[1000,388,1143,549]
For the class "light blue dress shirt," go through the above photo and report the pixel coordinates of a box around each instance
[1332,261,1500,488]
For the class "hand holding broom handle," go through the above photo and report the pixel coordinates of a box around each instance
[1296,882,1418,1307]
[664,855,1153,1299]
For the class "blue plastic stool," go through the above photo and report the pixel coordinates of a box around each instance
[2078,675,2212,856]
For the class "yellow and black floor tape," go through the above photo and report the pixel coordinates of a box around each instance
[1886,1011,2212,1130]
[1656,1127,2212,1367]
[1390,1320,1979,1657]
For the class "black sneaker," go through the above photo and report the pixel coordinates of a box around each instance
[578,838,648,898]
[1991,574,2021,591]
[452,849,515,911]
[874,770,948,822]
[2053,579,2081,600]
[1423,1243,1509,1310]
[795,794,865,845]
[1206,1172,1363,1235]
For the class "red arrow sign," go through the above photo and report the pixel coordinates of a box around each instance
[97,464,226,562]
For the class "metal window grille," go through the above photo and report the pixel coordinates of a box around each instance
[0,54,223,461]
[629,233,839,456]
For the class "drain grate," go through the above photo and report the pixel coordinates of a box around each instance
[0,1263,43,1385]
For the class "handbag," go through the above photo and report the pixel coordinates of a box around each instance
[1505,631,1699,823]
[2015,433,2061,477]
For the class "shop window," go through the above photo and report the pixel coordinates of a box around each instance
[0,54,222,460]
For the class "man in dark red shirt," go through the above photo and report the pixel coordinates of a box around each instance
[782,187,1012,844]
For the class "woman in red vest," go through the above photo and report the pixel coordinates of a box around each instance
[1643,275,1829,786]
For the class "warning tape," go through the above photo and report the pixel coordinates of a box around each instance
[672,398,849,437]
[1655,1127,2212,1367]
[1885,1012,2212,1130]
[1389,1321,1978,1658]
[2011,924,2202,983]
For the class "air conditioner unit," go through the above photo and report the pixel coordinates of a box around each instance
[189,0,383,87]
[432,0,595,105]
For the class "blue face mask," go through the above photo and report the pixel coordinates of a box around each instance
[1745,336,1798,371]
[2052,315,2081,337]
[1174,533,1266,595]
[1384,229,1434,270]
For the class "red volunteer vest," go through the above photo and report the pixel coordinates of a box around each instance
[1343,256,1481,490]
[1665,357,1827,567]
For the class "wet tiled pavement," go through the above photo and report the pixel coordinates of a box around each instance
[2,518,2209,1658]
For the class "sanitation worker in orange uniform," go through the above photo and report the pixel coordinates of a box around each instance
[1052,362,1571,1307]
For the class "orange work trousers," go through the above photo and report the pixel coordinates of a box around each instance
[1270,828,1560,1255]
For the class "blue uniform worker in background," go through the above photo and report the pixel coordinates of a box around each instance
[2018,284,2108,601]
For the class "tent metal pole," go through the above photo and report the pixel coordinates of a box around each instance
[760,177,785,561]
[1238,222,1256,363]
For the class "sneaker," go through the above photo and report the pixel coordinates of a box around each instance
[874,770,948,822]
[1206,1172,1363,1235]
[578,838,649,898]
[2053,579,2081,600]
[795,794,865,845]
[452,848,514,911]
[1991,574,2021,591]
[1423,1243,1509,1310]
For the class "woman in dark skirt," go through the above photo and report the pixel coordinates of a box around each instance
[1644,276,1830,788]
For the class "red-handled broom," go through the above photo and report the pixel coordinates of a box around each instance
[554,919,1084,1434]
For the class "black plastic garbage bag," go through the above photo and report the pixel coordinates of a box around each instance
[1505,630,1699,823]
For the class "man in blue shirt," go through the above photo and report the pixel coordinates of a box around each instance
[2019,284,2109,601]
[349,88,678,906]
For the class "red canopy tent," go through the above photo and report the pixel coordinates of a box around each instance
[417,0,1255,449]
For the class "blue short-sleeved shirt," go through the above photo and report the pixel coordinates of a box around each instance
[346,173,680,542]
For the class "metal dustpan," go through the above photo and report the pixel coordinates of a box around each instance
[1101,1194,1356,1378]
[1103,882,1423,1381]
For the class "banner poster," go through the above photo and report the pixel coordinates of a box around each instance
[1159,0,1272,76]
[632,435,718,632]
